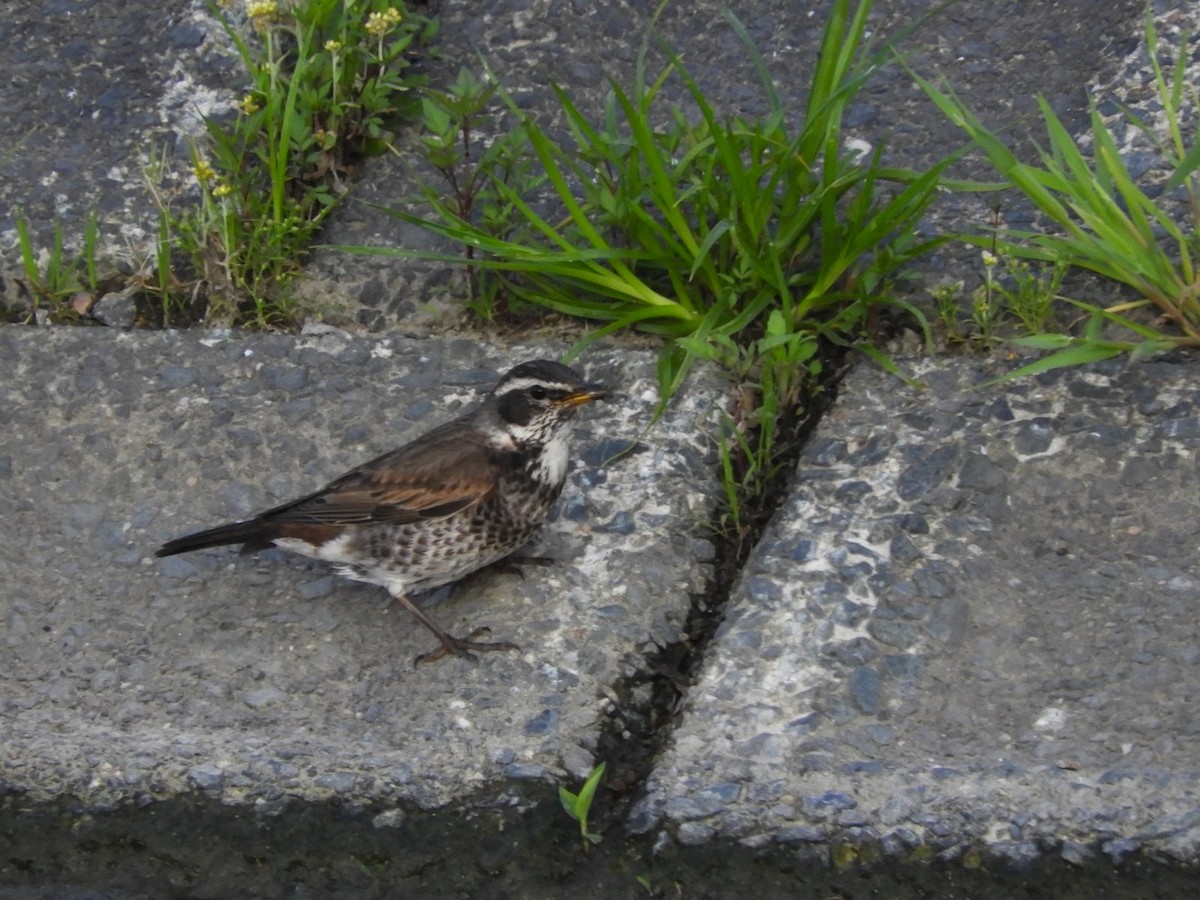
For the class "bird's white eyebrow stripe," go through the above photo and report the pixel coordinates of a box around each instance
[494,376,574,394]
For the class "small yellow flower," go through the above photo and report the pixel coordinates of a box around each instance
[365,7,403,35]
[365,12,387,34]
[324,39,343,52]
[246,0,277,18]
[981,250,998,268]
[212,182,233,198]
[193,159,217,184]
[239,94,261,115]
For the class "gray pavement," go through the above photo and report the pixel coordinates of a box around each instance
[633,355,1200,866]
[2,0,1200,896]
[1,327,720,811]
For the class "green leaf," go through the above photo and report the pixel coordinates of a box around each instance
[765,308,786,338]
[1163,140,1200,191]
[15,214,37,284]
[558,786,580,820]
[421,97,452,136]
[978,343,1126,387]
[576,761,606,819]
[674,336,723,362]
[689,218,733,280]
[1011,333,1076,350]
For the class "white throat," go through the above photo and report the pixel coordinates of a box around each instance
[538,432,569,486]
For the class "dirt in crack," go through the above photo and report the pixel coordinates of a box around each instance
[590,344,855,832]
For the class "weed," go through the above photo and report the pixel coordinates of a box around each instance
[415,69,545,319]
[933,249,1065,348]
[931,279,967,342]
[991,255,1065,335]
[357,0,954,531]
[558,762,606,851]
[912,9,1198,379]
[12,212,102,324]
[148,0,432,326]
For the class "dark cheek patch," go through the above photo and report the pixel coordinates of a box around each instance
[497,392,534,426]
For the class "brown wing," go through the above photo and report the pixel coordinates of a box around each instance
[260,421,504,528]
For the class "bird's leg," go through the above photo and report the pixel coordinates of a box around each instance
[388,591,520,665]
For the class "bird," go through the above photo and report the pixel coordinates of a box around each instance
[156,359,610,664]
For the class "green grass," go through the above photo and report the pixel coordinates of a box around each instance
[18,0,1189,456]
[347,0,956,529]
[12,212,101,324]
[3,1,432,330]
[911,9,1199,379]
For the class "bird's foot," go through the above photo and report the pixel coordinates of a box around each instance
[414,626,521,666]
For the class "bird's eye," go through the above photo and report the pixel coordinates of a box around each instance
[529,385,548,400]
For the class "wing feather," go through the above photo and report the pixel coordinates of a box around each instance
[259,422,505,527]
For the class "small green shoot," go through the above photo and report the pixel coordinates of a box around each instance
[558,762,606,850]
[13,212,102,323]
[931,250,1065,349]
[993,255,1065,335]
[931,279,967,342]
[414,68,544,319]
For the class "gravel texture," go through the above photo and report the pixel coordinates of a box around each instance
[633,354,1200,866]
[2,0,1200,895]
[0,0,234,260]
[0,327,721,812]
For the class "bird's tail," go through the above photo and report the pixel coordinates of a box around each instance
[156,520,271,557]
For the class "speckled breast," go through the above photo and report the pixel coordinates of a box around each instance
[355,465,566,593]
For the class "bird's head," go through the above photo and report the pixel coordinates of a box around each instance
[491,359,610,446]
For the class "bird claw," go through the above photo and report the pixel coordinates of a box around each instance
[413,626,521,666]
